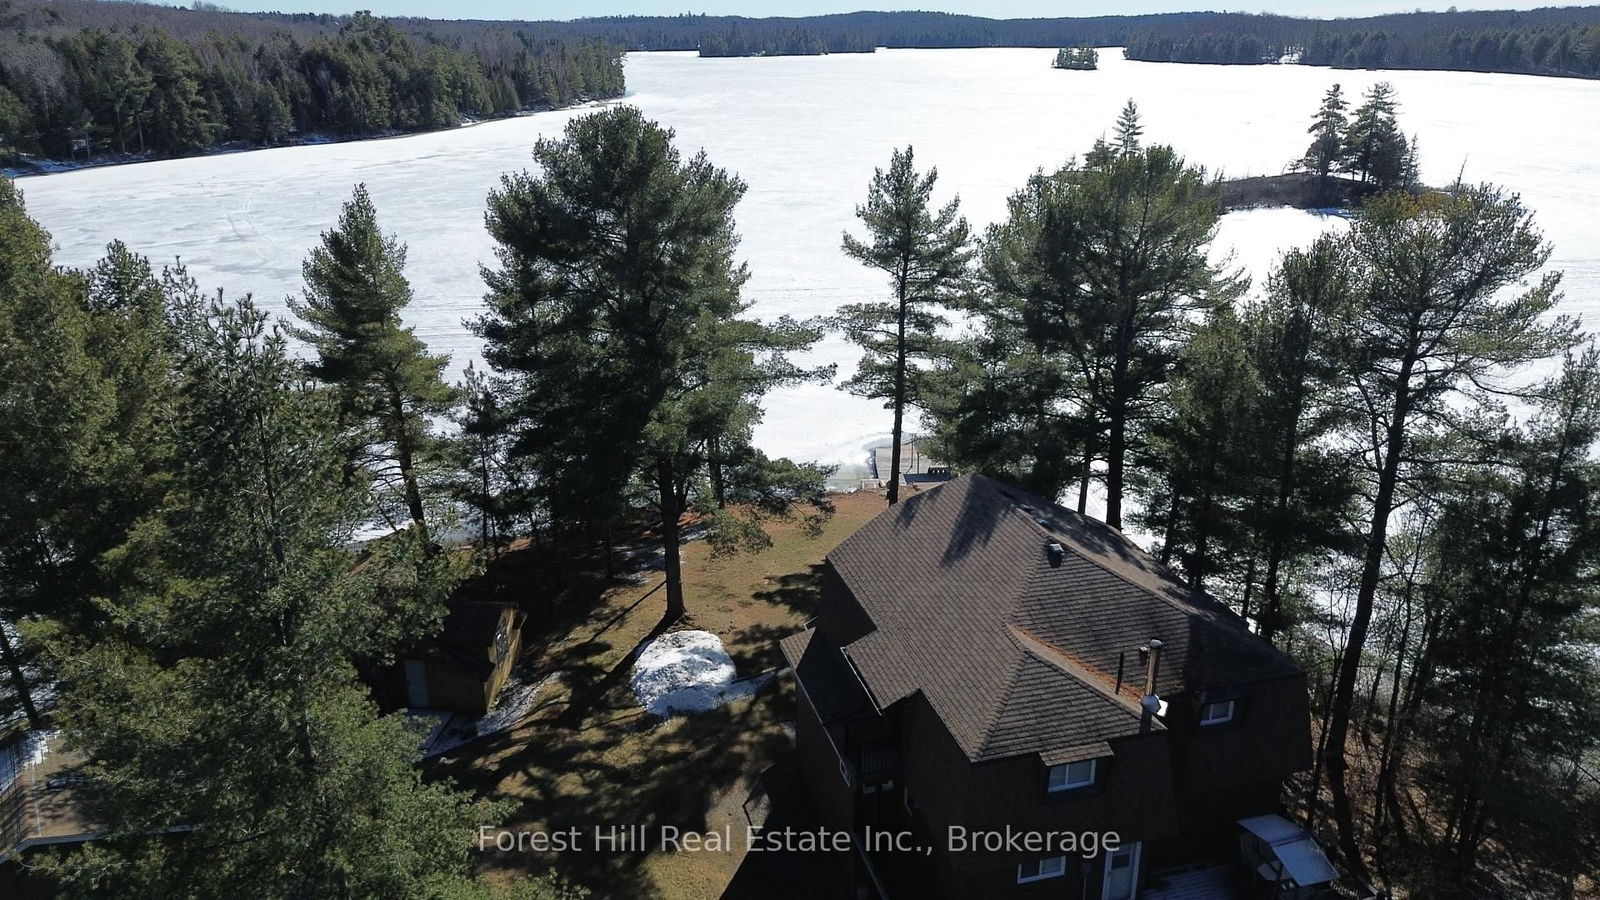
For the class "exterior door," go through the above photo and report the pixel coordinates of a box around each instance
[404,659,430,708]
[1101,841,1141,900]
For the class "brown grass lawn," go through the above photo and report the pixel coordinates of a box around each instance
[431,490,892,900]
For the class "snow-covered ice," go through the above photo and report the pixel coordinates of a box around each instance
[15,51,1597,467]
[630,630,770,717]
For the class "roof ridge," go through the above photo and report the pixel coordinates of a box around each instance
[973,651,1031,759]
[1007,624,1152,723]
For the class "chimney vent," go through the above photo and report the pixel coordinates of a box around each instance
[1141,639,1164,699]
[1045,542,1064,566]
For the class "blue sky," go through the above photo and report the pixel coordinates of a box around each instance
[208,2,1560,21]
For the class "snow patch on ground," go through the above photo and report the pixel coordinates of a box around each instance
[630,630,770,717]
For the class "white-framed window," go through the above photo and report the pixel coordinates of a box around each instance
[1046,759,1097,792]
[1017,856,1067,883]
[1199,699,1236,726]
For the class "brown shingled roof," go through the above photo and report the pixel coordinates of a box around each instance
[827,473,1301,764]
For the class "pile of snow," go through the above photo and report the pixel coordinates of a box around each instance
[631,630,769,717]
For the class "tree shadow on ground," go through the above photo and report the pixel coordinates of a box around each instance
[434,679,796,899]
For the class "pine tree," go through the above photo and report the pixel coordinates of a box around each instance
[1321,186,1576,878]
[1302,83,1348,202]
[0,179,114,729]
[925,115,1236,529]
[1114,98,1144,153]
[1402,133,1422,189]
[290,184,453,541]
[1136,308,1259,592]
[46,295,488,899]
[1056,125,1239,529]
[924,171,1093,506]
[476,107,830,621]
[1343,82,1408,188]
[1242,236,1361,642]
[836,146,973,505]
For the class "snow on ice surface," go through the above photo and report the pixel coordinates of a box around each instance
[17,50,1600,467]
[0,730,59,793]
[630,630,769,717]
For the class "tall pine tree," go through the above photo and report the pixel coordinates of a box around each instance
[836,146,973,505]
[476,107,830,621]
[1321,186,1574,878]
[290,184,453,541]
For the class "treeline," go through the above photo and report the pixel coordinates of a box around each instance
[1125,8,1600,78]
[556,10,1176,52]
[559,8,1600,77]
[0,1,623,162]
[697,25,873,57]
[839,103,1600,893]
[0,105,832,894]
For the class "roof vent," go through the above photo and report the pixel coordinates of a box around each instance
[1045,542,1064,567]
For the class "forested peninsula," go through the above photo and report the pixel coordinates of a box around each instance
[0,0,625,168]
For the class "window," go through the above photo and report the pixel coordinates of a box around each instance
[1046,759,1096,792]
[1199,699,1235,726]
[1017,856,1067,883]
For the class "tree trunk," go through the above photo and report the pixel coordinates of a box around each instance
[887,275,909,506]
[1259,413,1303,644]
[0,622,42,730]
[708,434,727,509]
[1304,649,1342,832]
[1325,365,1415,884]
[1077,446,1092,515]
[1106,413,1125,529]
[387,378,429,543]
[657,455,686,622]
[1158,490,1181,567]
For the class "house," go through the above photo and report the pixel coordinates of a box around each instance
[779,474,1312,899]
[867,437,953,490]
[394,600,524,715]
[1,729,98,868]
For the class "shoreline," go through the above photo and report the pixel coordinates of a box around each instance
[2,98,619,181]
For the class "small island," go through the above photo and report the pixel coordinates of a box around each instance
[1221,81,1427,211]
[1053,46,1100,70]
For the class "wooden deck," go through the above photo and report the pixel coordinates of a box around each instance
[1,730,98,864]
[1143,863,1246,900]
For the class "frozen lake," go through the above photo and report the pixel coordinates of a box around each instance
[17,49,1600,473]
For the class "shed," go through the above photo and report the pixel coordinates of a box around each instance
[398,601,525,715]
[1238,814,1339,897]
